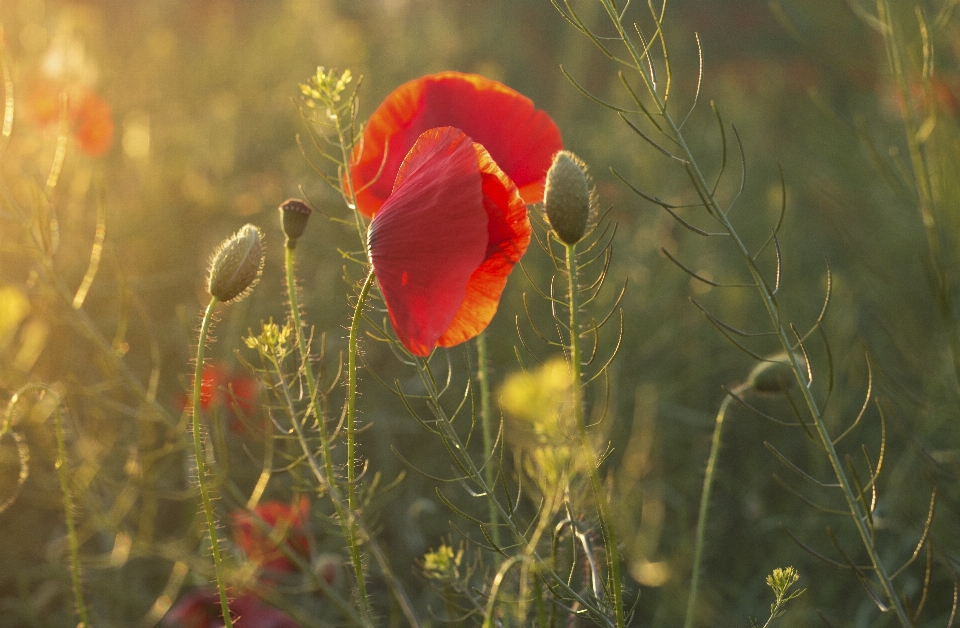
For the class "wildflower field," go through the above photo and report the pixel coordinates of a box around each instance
[1,1,959,627]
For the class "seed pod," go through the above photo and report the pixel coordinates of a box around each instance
[544,150,592,245]
[207,224,265,303]
[279,198,313,247]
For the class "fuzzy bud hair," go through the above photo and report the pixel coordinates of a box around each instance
[207,224,265,303]
[544,150,593,245]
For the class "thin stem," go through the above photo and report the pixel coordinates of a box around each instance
[592,3,911,622]
[565,241,625,628]
[347,267,376,528]
[876,0,960,392]
[192,297,233,628]
[684,387,743,628]
[52,395,90,628]
[284,243,373,622]
[476,331,502,549]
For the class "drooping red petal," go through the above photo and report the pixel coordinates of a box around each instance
[367,127,488,357]
[438,143,529,347]
[349,72,562,216]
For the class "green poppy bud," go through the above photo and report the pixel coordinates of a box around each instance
[207,224,265,303]
[280,198,313,247]
[544,150,592,245]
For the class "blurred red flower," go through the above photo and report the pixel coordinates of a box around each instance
[164,588,300,628]
[231,497,311,574]
[72,90,115,156]
[367,127,529,356]
[23,81,114,156]
[184,362,258,421]
[347,71,562,216]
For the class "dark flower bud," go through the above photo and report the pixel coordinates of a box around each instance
[279,198,313,247]
[544,151,592,245]
[207,224,265,303]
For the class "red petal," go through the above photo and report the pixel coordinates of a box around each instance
[349,72,562,216]
[438,143,529,347]
[368,127,488,356]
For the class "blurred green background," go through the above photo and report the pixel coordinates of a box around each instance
[1,0,959,626]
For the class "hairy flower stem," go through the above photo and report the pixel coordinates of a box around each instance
[192,297,233,628]
[564,241,625,628]
[475,331,502,549]
[347,269,375,522]
[283,245,373,622]
[684,387,744,628]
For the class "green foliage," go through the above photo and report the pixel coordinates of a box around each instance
[1,1,960,627]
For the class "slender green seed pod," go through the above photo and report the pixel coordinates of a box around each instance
[207,224,265,303]
[544,150,592,245]
[280,198,313,247]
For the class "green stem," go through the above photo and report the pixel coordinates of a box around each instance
[591,4,911,623]
[683,389,742,628]
[347,269,376,525]
[192,297,233,628]
[564,241,624,628]
[284,243,373,622]
[876,0,960,392]
[52,396,90,628]
[476,331,502,549]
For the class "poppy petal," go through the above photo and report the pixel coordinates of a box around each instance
[438,144,529,347]
[349,72,562,216]
[368,127,488,357]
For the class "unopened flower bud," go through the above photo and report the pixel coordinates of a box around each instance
[544,150,592,245]
[207,224,265,303]
[279,198,313,247]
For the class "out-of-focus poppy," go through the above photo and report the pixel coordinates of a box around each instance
[348,71,562,216]
[163,588,300,628]
[231,497,311,574]
[22,81,114,156]
[72,90,114,156]
[367,127,529,356]
[181,362,258,420]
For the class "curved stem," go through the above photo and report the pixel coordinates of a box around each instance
[594,2,911,622]
[684,388,742,628]
[565,241,624,628]
[192,297,233,628]
[347,268,376,542]
[284,244,374,622]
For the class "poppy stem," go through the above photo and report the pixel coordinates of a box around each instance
[192,297,234,628]
[475,331,502,549]
[284,244,375,623]
[684,386,744,628]
[347,268,376,569]
[564,241,625,628]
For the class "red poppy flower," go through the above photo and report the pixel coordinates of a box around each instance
[22,81,114,156]
[231,497,311,574]
[348,71,562,216]
[72,90,114,156]
[164,588,300,628]
[367,127,529,356]
[181,363,258,426]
